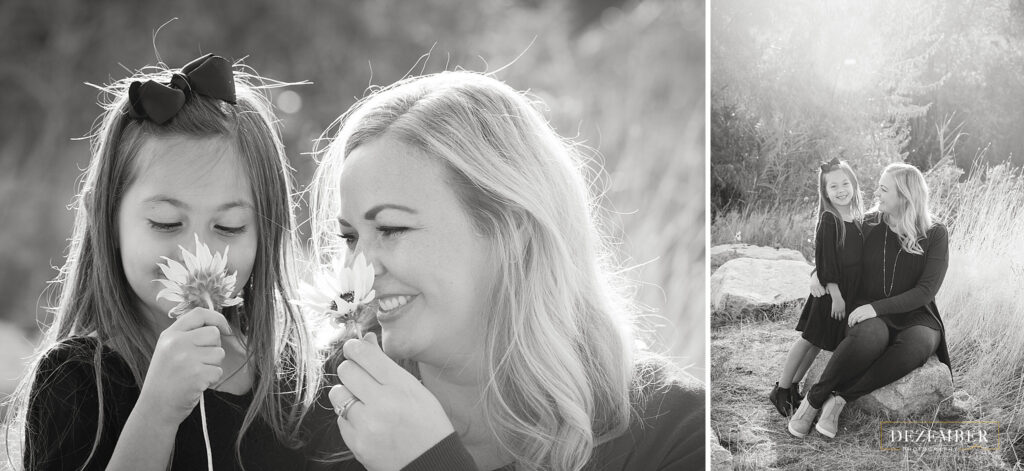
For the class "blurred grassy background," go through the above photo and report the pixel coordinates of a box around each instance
[0,0,706,402]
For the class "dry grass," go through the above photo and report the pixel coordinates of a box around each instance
[710,202,819,261]
[711,309,1009,470]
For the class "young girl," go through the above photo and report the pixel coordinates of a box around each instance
[769,157,865,417]
[3,53,322,470]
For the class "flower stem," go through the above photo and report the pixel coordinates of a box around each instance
[201,293,215,471]
[200,395,213,471]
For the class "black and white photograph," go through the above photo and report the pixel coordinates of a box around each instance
[711,0,1024,469]
[0,1,706,470]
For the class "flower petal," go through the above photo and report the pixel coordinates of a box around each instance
[156,288,184,303]
[194,234,214,266]
[180,244,199,274]
[158,257,189,283]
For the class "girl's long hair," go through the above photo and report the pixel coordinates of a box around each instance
[879,163,934,254]
[4,61,319,470]
[816,159,865,248]
[308,71,656,471]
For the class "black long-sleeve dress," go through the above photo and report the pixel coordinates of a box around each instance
[796,211,864,351]
[23,337,311,471]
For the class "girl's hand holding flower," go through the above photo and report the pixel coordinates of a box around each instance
[139,307,232,425]
[328,332,454,471]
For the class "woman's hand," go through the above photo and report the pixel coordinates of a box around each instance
[137,307,230,426]
[847,304,878,327]
[831,295,846,320]
[809,274,826,297]
[329,332,455,471]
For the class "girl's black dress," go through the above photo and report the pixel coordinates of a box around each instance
[23,336,322,471]
[795,211,864,351]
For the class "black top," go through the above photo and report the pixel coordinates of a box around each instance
[796,212,864,350]
[325,367,706,471]
[24,337,308,471]
[813,212,863,291]
[855,212,951,371]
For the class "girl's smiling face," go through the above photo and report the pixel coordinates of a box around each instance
[337,135,495,367]
[824,169,853,208]
[117,136,257,328]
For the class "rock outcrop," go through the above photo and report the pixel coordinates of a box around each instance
[711,244,807,273]
[802,352,952,417]
[710,258,811,324]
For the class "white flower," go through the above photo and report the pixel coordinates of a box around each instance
[293,252,375,330]
[155,234,244,318]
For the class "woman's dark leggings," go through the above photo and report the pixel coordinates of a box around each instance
[806,317,941,408]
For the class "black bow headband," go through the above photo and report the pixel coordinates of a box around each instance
[127,53,236,124]
[820,157,842,172]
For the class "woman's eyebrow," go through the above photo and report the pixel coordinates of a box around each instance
[337,204,417,228]
[364,204,417,220]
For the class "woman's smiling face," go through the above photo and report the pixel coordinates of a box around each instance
[875,171,901,215]
[337,135,496,366]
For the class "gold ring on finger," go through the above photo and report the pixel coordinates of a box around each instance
[335,397,359,420]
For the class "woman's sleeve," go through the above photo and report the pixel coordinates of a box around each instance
[400,433,478,471]
[814,212,841,286]
[24,343,111,470]
[871,224,949,316]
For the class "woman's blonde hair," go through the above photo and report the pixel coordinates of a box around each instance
[4,60,319,469]
[309,71,645,471]
[880,162,933,254]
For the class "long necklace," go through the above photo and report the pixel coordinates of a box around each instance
[882,229,902,297]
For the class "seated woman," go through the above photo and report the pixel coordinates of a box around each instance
[789,163,951,439]
[306,71,705,470]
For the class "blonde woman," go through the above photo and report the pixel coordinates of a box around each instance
[790,163,951,439]
[306,71,704,470]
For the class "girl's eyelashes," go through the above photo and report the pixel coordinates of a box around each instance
[148,220,181,232]
[147,219,246,235]
[216,225,247,235]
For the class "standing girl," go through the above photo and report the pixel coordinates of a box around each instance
[769,157,865,417]
[3,53,321,470]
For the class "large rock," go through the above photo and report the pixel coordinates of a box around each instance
[802,352,952,417]
[709,429,734,470]
[710,258,811,324]
[710,244,806,272]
